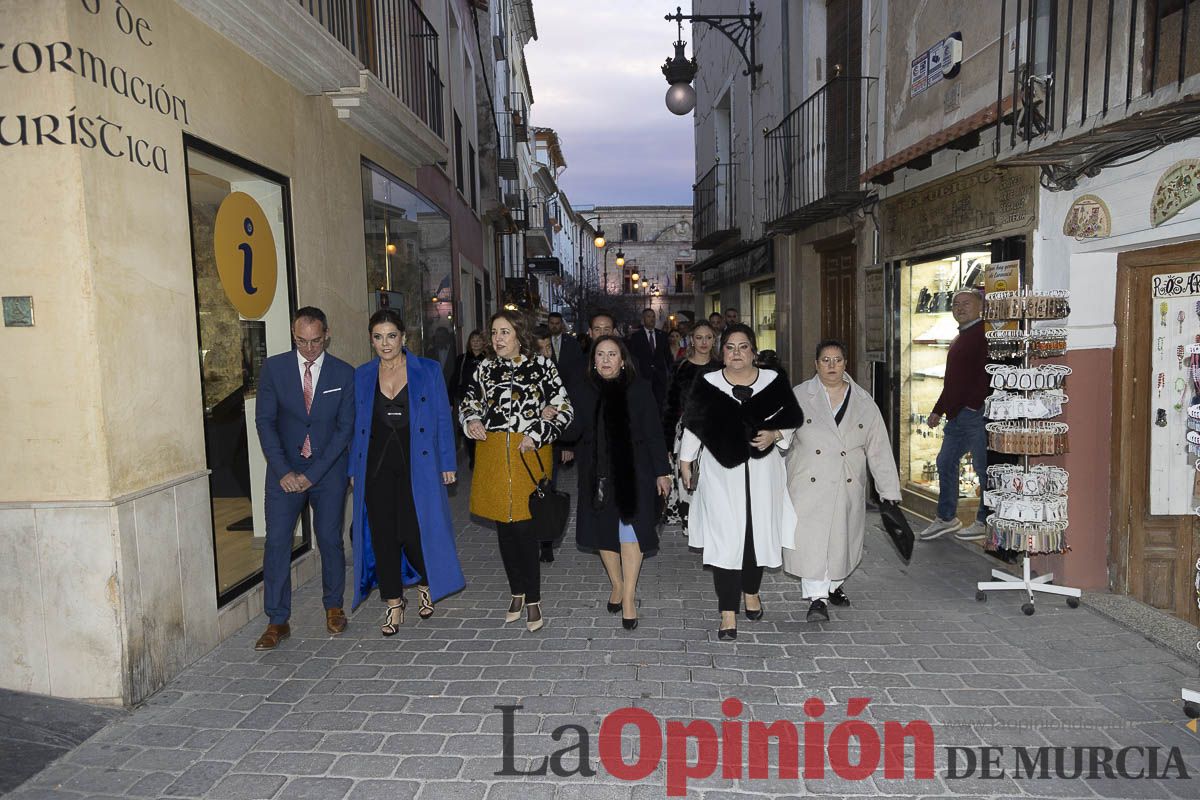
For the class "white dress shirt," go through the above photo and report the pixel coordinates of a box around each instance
[296,349,326,392]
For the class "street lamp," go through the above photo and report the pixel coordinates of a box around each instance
[616,250,626,268]
[662,4,763,115]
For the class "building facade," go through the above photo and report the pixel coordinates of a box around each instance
[589,205,696,332]
[689,0,1200,624]
[0,0,498,705]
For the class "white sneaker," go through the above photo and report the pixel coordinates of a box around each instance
[918,517,963,540]
[954,522,987,541]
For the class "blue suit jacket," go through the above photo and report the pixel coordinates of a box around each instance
[255,350,356,487]
[347,353,466,608]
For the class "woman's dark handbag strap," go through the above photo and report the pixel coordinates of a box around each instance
[519,448,549,493]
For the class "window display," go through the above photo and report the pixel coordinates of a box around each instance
[899,249,991,504]
[752,281,777,351]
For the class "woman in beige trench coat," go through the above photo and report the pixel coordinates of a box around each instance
[783,339,901,623]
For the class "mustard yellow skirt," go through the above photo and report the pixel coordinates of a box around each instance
[469,431,553,522]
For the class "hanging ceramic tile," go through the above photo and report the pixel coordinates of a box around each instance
[1062,194,1111,239]
[1151,159,1200,228]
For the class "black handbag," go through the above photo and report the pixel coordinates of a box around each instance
[521,450,570,543]
[879,500,915,563]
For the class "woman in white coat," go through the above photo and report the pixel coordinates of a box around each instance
[783,339,902,623]
[679,324,804,640]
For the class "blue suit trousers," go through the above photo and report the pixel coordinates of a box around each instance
[263,469,348,624]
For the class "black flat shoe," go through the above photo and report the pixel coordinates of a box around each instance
[622,617,639,630]
[717,627,737,640]
[806,599,830,623]
[828,587,850,607]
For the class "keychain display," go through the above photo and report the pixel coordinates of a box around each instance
[985,517,1069,552]
[986,421,1069,455]
[985,289,1071,321]
[984,390,1067,420]
[986,464,1069,496]
[983,493,1069,523]
[986,364,1072,391]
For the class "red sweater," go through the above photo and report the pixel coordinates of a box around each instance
[932,320,989,419]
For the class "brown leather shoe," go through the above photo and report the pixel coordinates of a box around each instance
[325,607,348,635]
[254,623,290,650]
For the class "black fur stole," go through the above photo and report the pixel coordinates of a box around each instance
[682,373,803,469]
[593,379,638,521]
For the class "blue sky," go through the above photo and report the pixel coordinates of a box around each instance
[523,0,695,207]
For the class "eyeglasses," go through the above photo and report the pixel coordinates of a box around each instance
[819,356,845,365]
[294,336,325,348]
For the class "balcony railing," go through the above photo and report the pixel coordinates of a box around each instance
[300,0,444,137]
[693,163,738,250]
[496,112,518,180]
[999,0,1200,189]
[765,76,876,233]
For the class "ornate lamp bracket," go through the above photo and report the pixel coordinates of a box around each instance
[665,2,763,88]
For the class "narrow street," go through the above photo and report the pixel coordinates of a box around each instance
[8,466,1198,800]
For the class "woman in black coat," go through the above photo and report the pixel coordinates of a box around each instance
[562,335,671,630]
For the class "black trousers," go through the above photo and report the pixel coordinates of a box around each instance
[496,520,541,603]
[712,464,763,612]
[365,463,427,600]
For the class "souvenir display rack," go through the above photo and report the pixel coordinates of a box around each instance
[975,289,1082,614]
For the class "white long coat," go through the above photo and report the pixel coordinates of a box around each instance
[782,375,901,580]
[680,370,797,569]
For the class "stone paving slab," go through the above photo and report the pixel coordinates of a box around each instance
[7,464,1200,799]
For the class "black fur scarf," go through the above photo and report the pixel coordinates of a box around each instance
[593,379,638,521]
[682,373,804,469]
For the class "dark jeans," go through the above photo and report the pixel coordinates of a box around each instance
[497,520,541,603]
[365,463,427,600]
[936,406,988,523]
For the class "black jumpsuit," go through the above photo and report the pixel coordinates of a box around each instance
[365,384,427,599]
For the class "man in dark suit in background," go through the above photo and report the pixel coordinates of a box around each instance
[625,307,674,410]
[253,307,356,650]
[547,311,584,383]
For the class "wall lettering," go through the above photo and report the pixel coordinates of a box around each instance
[0,109,169,173]
[2,2,185,174]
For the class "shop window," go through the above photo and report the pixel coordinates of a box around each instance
[361,160,453,364]
[899,248,991,502]
[752,281,777,352]
[183,138,305,605]
[708,292,721,315]
[621,222,639,242]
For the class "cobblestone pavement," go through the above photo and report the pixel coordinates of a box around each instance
[9,466,1200,800]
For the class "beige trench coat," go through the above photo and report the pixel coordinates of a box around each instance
[782,375,901,581]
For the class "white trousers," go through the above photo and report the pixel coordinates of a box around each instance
[801,577,843,600]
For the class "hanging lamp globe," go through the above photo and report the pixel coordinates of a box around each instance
[662,40,698,115]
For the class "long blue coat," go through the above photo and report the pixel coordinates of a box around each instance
[348,353,465,609]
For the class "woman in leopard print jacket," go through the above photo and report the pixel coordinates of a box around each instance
[460,309,573,631]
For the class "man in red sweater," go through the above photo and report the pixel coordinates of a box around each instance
[918,289,990,541]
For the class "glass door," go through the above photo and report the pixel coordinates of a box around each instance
[184,139,304,604]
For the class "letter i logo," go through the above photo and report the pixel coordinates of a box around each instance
[214,192,277,319]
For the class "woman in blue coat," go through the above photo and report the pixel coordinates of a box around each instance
[348,309,465,634]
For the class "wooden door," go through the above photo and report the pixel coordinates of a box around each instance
[820,244,858,375]
[1112,244,1200,626]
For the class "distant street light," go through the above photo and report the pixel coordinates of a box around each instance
[616,251,627,268]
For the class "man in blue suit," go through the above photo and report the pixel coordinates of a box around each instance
[253,306,356,649]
